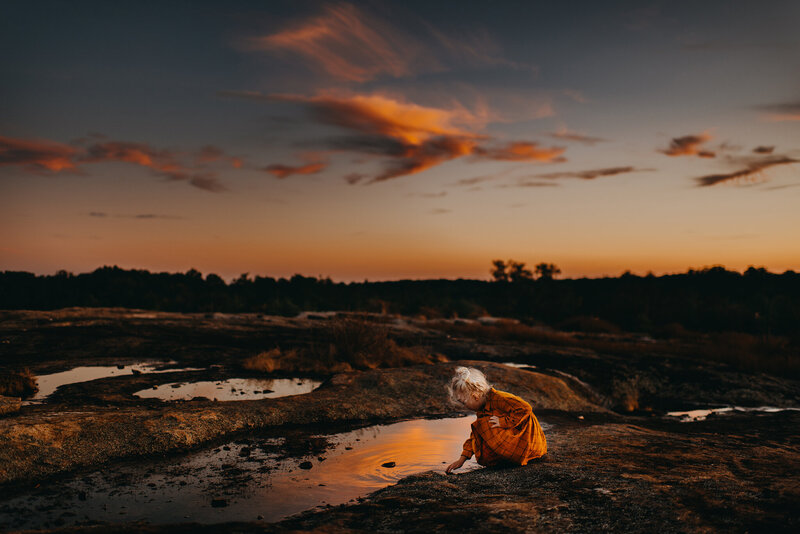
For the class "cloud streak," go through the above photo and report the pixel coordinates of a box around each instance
[239,3,432,83]
[660,133,716,158]
[695,156,798,187]
[239,3,533,83]
[757,100,800,122]
[1,135,231,192]
[236,91,565,182]
[548,127,606,145]
[535,166,645,180]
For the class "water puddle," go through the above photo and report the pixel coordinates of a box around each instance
[666,406,800,422]
[133,378,322,401]
[26,363,205,403]
[0,416,554,530]
[502,362,537,369]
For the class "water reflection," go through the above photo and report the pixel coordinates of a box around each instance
[0,416,554,529]
[133,378,321,401]
[28,362,204,402]
[666,405,800,422]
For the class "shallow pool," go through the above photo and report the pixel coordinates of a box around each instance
[27,362,205,403]
[133,378,322,401]
[666,405,800,422]
[0,416,552,530]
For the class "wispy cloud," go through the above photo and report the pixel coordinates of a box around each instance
[195,145,243,168]
[548,126,606,145]
[474,142,565,162]
[235,91,564,182]
[0,135,80,172]
[695,156,799,187]
[239,3,430,83]
[238,3,533,83]
[535,166,646,180]
[660,132,716,158]
[498,180,560,188]
[757,100,800,122]
[265,152,328,178]
[1,135,230,192]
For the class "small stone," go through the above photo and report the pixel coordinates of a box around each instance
[222,446,231,451]
[345,446,353,450]
[299,461,313,469]
[171,383,182,389]
[131,369,142,375]
[211,499,228,508]
[318,456,326,461]
[578,415,585,420]
[117,365,125,370]
[239,447,252,457]
[257,515,264,520]
[381,461,396,468]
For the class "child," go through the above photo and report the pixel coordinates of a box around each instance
[445,366,547,473]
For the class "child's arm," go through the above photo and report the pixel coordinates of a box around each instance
[446,434,474,474]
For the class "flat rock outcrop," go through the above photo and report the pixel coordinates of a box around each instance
[0,362,604,487]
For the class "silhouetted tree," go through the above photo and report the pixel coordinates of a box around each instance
[534,262,561,280]
[490,259,509,282]
[508,260,533,282]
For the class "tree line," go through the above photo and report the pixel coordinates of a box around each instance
[1,263,798,341]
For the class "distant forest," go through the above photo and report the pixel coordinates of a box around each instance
[1,265,799,341]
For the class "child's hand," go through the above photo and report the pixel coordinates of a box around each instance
[445,455,467,474]
[489,415,501,428]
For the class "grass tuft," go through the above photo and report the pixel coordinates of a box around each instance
[0,368,39,399]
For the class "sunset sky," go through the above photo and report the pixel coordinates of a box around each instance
[1,0,798,281]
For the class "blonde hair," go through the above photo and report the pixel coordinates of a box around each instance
[448,366,490,404]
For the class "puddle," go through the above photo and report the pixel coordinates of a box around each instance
[133,378,322,401]
[0,416,553,529]
[26,363,205,403]
[666,406,800,422]
[502,362,537,369]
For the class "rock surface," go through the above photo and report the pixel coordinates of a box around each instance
[0,395,20,416]
[0,361,603,487]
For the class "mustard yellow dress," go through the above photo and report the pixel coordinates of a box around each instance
[461,388,547,466]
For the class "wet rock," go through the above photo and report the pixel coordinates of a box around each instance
[381,461,396,468]
[210,499,227,508]
[298,461,313,470]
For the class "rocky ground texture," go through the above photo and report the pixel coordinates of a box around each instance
[1,308,799,532]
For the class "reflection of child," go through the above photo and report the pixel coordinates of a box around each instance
[445,366,547,474]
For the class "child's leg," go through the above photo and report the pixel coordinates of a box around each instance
[471,432,506,466]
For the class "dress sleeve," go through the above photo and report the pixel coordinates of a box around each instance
[495,394,533,428]
[461,430,474,459]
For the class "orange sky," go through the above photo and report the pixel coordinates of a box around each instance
[1,2,799,281]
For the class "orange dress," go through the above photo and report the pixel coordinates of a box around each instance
[461,388,547,466]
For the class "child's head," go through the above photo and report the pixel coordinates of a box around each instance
[448,366,490,410]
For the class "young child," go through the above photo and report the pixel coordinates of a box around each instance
[445,366,547,473]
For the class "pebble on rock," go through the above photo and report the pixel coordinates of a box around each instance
[299,461,313,469]
[381,461,396,468]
